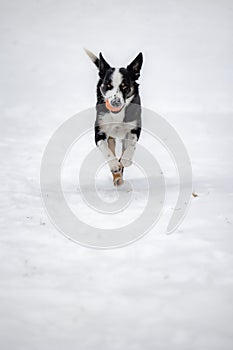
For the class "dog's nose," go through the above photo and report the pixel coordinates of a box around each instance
[110,97,121,107]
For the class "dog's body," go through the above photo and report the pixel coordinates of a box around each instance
[85,49,143,185]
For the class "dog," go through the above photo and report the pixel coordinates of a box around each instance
[85,49,143,186]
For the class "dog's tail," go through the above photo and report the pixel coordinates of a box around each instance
[84,48,99,68]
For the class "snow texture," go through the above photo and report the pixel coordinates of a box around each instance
[0,0,233,349]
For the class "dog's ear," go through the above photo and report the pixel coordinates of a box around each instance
[84,49,111,78]
[99,53,111,78]
[84,48,99,68]
[127,52,143,80]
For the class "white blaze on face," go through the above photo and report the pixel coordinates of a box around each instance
[105,69,124,106]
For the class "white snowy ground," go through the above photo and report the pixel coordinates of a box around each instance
[0,1,233,349]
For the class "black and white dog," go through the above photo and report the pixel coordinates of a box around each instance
[85,49,143,185]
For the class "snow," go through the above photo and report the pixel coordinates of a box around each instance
[0,0,233,349]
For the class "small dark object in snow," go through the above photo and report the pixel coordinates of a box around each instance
[192,192,198,197]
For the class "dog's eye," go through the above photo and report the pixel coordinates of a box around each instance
[121,82,128,90]
[106,83,113,89]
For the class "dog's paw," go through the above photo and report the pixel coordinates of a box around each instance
[120,157,132,168]
[109,159,122,173]
[112,172,124,186]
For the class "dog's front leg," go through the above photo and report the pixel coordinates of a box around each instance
[97,139,122,173]
[120,132,138,167]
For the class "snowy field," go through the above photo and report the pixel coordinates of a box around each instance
[0,0,233,349]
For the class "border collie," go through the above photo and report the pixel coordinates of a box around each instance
[85,49,143,186]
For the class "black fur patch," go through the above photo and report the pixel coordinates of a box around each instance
[131,128,141,140]
[95,125,106,145]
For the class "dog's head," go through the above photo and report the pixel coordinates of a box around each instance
[85,49,143,113]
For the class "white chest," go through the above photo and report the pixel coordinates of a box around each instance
[98,111,137,139]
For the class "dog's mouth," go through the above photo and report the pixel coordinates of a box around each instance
[105,99,124,113]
